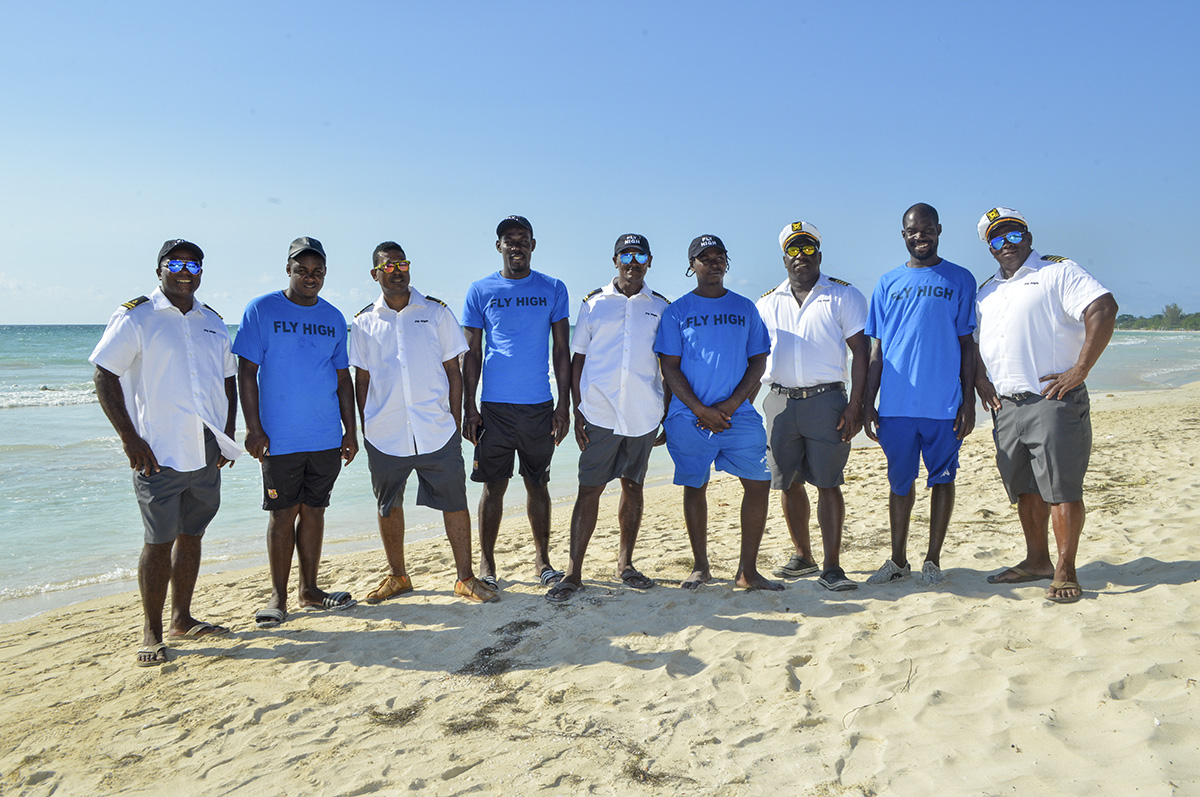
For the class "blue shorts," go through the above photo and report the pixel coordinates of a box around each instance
[664,410,771,488]
[875,416,961,496]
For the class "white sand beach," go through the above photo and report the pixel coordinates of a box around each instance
[2,384,1198,795]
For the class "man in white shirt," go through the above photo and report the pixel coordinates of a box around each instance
[756,222,869,592]
[546,234,670,602]
[91,239,242,667]
[974,207,1118,603]
[350,241,498,604]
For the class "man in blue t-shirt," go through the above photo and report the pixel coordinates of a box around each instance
[654,234,781,593]
[234,236,359,627]
[461,215,571,589]
[863,204,977,587]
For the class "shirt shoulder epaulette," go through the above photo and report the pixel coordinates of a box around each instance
[354,302,375,318]
[424,295,449,308]
[201,303,223,320]
[827,276,851,286]
[760,288,774,299]
[583,287,603,303]
[121,295,150,310]
[651,290,671,304]
[979,276,997,291]
[1041,254,1068,263]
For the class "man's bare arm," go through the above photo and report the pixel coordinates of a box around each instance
[1040,293,1119,399]
[462,327,484,444]
[94,365,159,476]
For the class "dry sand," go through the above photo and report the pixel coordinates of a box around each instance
[2,384,1198,795]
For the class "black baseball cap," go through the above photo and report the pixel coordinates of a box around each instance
[688,234,726,261]
[496,215,533,237]
[157,239,204,263]
[288,236,327,260]
[614,233,651,256]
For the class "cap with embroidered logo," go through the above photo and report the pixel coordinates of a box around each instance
[614,233,651,256]
[288,236,326,261]
[688,234,727,261]
[496,215,534,238]
[779,221,822,251]
[978,207,1028,242]
[158,239,204,264]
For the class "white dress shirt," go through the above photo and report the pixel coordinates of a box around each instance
[571,280,670,437]
[756,273,867,388]
[90,288,241,472]
[349,289,468,457]
[976,249,1112,395]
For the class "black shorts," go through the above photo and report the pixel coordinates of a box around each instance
[471,401,556,484]
[260,448,342,511]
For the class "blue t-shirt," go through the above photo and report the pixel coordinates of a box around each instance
[865,260,977,420]
[654,290,771,419]
[461,270,570,404]
[232,291,349,455]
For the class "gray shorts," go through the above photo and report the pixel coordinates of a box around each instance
[763,387,851,490]
[577,421,657,487]
[133,430,221,545]
[992,385,1092,504]
[366,435,468,515]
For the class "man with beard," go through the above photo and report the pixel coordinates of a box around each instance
[863,204,977,587]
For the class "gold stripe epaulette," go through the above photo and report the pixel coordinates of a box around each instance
[583,287,603,302]
[121,295,150,310]
[1041,255,1068,263]
[424,295,448,308]
[354,302,375,318]
[828,276,851,286]
[202,303,223,320]
[760,288,774,298]
[651,290,670,304]
[979,276,996,290]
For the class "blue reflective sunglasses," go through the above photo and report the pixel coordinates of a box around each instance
[163,259,202,274]
[989,231,1026,251]
[618,252,649,265]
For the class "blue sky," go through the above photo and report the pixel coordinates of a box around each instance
[1,1,1195,324]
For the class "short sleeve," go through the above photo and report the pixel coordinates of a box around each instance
[654,305,683,357]
[551,279,570,323]
[437,305,469,362]
[865,279,886,339]
[89,311,139,376]
[746,303,772,357]
[348,318,370,371]
[570,300,593,355]
[1057,263,1111,320]
[955,269,977,336]
[231,301,264,364]
[330,308,350,370]
[461,282,484,329]
[839,287,869,339]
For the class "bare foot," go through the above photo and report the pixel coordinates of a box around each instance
[680,569,711,590]
[735,570,784,591]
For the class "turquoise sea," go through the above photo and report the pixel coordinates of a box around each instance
[1,325,1197,623]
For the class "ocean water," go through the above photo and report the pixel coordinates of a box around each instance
[1,325,1197,623]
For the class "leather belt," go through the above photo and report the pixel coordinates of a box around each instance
[999,391,1039,401]
[770,382,844,400]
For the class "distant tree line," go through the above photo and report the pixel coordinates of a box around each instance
[1116,303,1200,330]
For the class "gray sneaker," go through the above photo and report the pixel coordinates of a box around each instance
[773,554,819,578]
[919,561,944,585]
[865,559,911,585]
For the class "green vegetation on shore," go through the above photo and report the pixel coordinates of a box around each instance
[1117,304,1200,330]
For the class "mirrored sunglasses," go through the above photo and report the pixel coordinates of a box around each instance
[375,260,411,273]
[785,244,818,257]
[163,260,202,274]
[989,231,1026,251]
[617,252,649,265]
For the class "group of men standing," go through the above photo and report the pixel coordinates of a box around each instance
[92,205,1116,667]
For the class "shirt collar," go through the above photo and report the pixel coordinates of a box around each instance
[372,287,427,315]
[990,248,1045,282]
[604,279,654,299]
[774,272,832,295]
[149,286,199,315]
